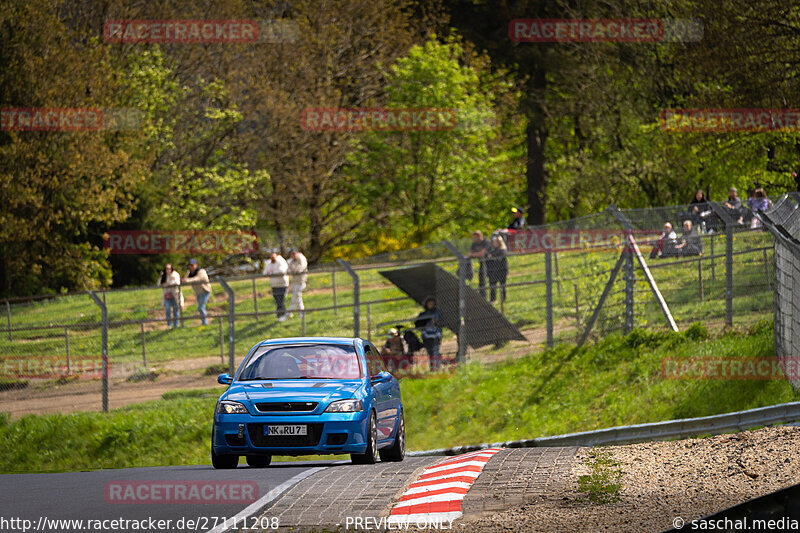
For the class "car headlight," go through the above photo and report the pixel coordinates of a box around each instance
[217,401,249,414]
[324,399,363,413]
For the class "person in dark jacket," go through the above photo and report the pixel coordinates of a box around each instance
[468,230,490,299]
[415,296,443,371]
[508,207,526,230]
[675,220,703,256]
[689,189,711,230]
[487,235,509,303]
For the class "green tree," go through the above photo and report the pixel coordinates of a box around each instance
[348,35,524,245]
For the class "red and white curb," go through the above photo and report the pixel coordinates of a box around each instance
[387,448,502,526]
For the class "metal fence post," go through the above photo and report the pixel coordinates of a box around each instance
[442,240,467,364]
[763,248,772,289]
[218,319,225,364]
[545,250,554,348]
[624,246,634,334]
[64,326,71,375]
[88,291,109,413]
[710,233,716,281]
[367,303,372,342]
[5,300,11,341]
[332,270,338,315]
[252,274,259,320]
[140,322,147,368]
[726,226,734,327]
[337,259,359,338]
[218,278,236,375]
[698,257,704,302]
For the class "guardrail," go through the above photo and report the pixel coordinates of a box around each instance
[408,401,800,456]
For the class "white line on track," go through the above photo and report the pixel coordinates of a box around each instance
[205,466,326,533]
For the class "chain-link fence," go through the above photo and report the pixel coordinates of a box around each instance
[0,200,779,416]
[759,193,800,390]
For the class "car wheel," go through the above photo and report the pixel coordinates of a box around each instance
[246,455,271,468]
[351,411,378,465]
[379,411,405,462]
[211,447,238,469]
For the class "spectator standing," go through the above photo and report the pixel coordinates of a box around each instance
[650,222,678,259]
[723,187,744,224]
[415,296,443,371]
[287,248,308,318]
[263,249,289,322]
[508,207,526,230]
[487,235,509,303]
[468,230,490,298]
[184,258,211,325]
[159,263,181,329]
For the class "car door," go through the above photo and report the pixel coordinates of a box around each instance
[365,343,397,444]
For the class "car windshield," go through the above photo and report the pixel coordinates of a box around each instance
[238,343,362,380]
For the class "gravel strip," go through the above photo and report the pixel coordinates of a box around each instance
[456,425,800,532]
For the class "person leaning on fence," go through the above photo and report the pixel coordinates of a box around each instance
[508,206,526,230]
[287,248,308,318]
[183,258,211,326]
[263,249,289,322]
[675,220,703,256]
[415,296,443,371]
[468,230,490,298]
[487,235,509,303]
[159,263,182,329]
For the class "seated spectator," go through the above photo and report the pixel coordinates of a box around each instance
[749,188,772,228]
[508,207,526,230]
[650,222,678,259]
[675,220,703,256]
[381,328,407,358]
[723,187,744,225]
[689,189,712,230]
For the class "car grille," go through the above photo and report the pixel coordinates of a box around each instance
[247,423,324,447]
[254,402,318,413]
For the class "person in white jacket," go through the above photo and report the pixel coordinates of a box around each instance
[262,249,289,321]
[159,263,182,329]
[287,248,308,318]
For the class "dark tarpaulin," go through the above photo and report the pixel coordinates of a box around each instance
[379,264,526,349]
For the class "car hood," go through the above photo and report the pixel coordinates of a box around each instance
[225,380,363,406]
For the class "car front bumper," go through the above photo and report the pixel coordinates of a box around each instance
[212,411,370,456]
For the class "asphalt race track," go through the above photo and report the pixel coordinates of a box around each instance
[0,460,342,533]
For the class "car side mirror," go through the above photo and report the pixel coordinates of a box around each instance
[370,371,392,384]
[217,373,232,385]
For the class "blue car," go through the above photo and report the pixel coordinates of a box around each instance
[211,337,405,468]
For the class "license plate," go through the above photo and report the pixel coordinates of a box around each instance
[265,425,307,436]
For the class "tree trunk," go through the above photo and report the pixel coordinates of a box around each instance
[525,67,548,225]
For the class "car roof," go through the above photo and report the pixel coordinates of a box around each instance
[256,337,365,348]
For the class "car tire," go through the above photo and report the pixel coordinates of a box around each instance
[246,455,272,468]
[379,411,405,462]
[211,447,239,469]
[351,411,378,465]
